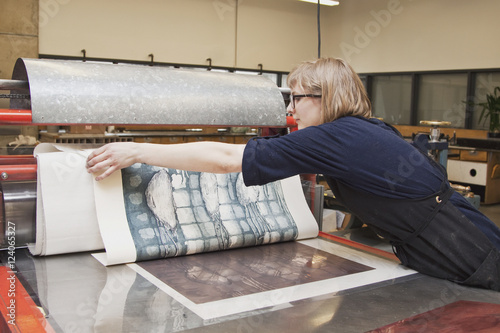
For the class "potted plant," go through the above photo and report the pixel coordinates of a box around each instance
[477,86,500,138]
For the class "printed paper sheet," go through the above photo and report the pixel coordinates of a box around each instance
[32,143,319,266]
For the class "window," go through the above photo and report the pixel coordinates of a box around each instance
[234,70,279,86]
[281,74,289,88]
[472,72,500,130]
[371,75,412,124]
[417,74,468,128]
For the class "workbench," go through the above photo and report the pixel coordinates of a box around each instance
[2,229,499,332]
[448,146,500,204]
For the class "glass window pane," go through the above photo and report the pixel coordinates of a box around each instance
[359,75,368,91]
[281,74,288,88]
[472,72,500,130]
[417,74,467,128]
[210,69,230,73]
[234,70,278,85]
[234,70,259,75]
[371,75,412,124]
[261,72,278,85]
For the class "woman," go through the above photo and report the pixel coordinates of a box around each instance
[87,58,500,291]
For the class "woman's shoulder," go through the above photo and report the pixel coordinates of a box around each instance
[322,116,381,127]
[316,116,397,137]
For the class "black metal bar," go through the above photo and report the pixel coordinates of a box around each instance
[0,79,29,90]
[365,75,373,102]
[0,94,30,99]
[410,74,419,126]
[39,54,289,75]
[317,0,321,58]
[465,71,476,129]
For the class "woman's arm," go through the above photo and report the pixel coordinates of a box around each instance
[86,141,245,181]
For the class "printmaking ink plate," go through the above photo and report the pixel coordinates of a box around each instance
[128,238,416,320]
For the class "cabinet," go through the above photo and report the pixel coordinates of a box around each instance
[447,148,500,204]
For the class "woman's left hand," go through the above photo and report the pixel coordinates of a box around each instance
[86,142,139,181]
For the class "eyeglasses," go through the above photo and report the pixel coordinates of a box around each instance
[289,93,322,109]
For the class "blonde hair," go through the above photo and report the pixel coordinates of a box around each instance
[287,58,371,123]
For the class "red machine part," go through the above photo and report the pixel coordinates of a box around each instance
[0,156,37,182]
[0,156,36,165]
[0,109,297,128]
[0,109,32,125]
[0,113,296,182]
[0,266,55,332]
[0,165,37,182]
[286,115,297,128]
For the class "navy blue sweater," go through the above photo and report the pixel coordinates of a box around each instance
[242,116,500,248]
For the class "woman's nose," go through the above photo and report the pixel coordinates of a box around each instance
[286,102,294,114]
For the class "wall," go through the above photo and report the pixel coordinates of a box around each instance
[37,0,335,71]
[38,0,236,67]
[0,0,38,97]
[4,0,500,74]
[0,0,39,144]
[236,0,327,70]
[325,0,500,73]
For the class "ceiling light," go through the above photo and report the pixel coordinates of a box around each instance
[299,0,339,6]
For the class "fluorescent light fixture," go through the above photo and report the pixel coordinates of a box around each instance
[299,0,339,6]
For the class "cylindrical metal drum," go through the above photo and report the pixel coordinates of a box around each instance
[0,180,36,248]
[11,58,287,126]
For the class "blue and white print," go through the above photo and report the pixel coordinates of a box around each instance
[120,164,298,261]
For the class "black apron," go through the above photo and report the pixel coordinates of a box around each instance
[326,176,500,291]
[324,120,500,291]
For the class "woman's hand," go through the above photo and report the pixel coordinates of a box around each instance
[86,142,139,181]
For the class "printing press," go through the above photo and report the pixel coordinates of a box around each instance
[0,58,295,248]
[1,59,499,333]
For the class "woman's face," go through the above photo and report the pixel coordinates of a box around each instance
[287,86,322,130]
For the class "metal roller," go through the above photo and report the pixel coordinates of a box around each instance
[10,58,287,126]
[0,79,29,90]
[0,180,37,248]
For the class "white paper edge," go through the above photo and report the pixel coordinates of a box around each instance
[34,142,97,156]
[30,143,59,256]
[28,155,46,255]
[30,143,105,255]
[93,169,137,266]
[280,175,319,240]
